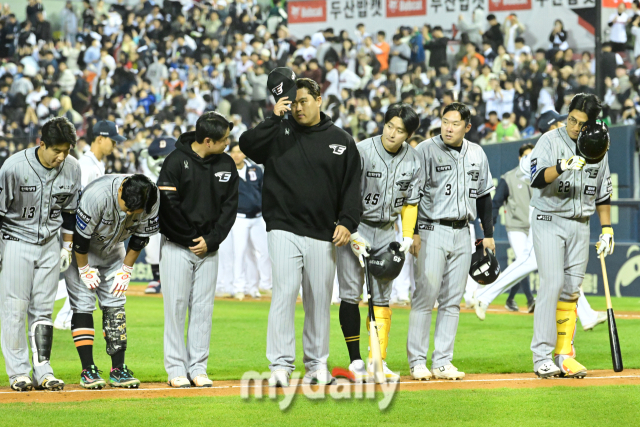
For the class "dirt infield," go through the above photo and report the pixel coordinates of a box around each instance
[2,370,638,404]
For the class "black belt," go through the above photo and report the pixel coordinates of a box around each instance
[427,219,469,229]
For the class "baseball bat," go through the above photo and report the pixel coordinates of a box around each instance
[599,252,623,372]
[364,259,385,384]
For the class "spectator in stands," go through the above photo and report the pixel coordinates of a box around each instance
[458,9,485,47]
[425,26,449,70]
[495,112,521,142]
[389,34,410,76]
[375,31,390,72]
[549,19,568,52]
[504,14,525,55]
[484,14,503,51]
[609,2,629,52]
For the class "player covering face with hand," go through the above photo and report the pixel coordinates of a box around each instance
[529,93,612,379]
[338,103,423,382]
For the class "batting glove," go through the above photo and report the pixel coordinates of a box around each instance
[78,264,101,290]
[399,237,414,255]
[107,264,133,298]
[597,226,615,257]
[59,241,72,273]
[560,156,586,171]
[349,232,370,268]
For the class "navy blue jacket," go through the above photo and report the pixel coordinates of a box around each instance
[237,160,263,217]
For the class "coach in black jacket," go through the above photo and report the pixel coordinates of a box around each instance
[240,76,361,386]
[157,112,239,388]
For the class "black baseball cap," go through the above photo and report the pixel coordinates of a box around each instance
[537,110,568,133]
[148,136,177,157]
[267,67,298,103]
[93,120,126,143]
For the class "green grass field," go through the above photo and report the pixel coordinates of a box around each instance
[1,286,639,425]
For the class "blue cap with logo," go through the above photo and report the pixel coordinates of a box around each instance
[93,120,126,143]
[148,136,177,157]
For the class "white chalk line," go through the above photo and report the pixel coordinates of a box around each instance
[2,375,639,396]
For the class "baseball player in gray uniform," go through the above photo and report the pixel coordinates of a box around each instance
[0,117,81,391]
[407,103,495,381]
[529,94,613,378]
[66,174,159,389]
[158,112,238,388]
[338,103,423,382]
[55,120,124,330]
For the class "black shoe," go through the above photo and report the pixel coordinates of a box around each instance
[527,299,536,313]
[110,364,141,388]
[505,300,519,312]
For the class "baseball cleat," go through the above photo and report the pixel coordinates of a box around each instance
[558,358,588,379]
[505,300,519,312]
[35,375,65,391]
[268,369,290,387]
[110,365,140,388]
[215,291,232,298]
[368,360,400,382]
[11,376,33,392]
[80,365,107,389]
[303,368,335,385]
[234,292,245,301]
[250,290,262,299]
[53,319,71,330]
[475,301,488,320]
[433,364,465,380]
[145,281,161,294]
[396,298,410,306]
[348,360,368,383]
[258,288,272,296]
[527,299,536,314]
[535,361,561,378]
[189,374,213,387]
[410,364,432,381]
[168,376,191,388]
[582,311,607,331]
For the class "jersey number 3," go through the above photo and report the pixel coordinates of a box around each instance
[364,193,380,205]
[445,184,452,195]
[21,207,35,219]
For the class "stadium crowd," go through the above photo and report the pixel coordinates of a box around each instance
[0,0,638,171]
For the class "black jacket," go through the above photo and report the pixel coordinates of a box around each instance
[157,132,239,252]
[239,112,362,242]
[425,36,449,68]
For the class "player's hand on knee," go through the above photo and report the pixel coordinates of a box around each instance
[333,225,351,247]
[79,264,101,290]
[107,264,133,298]
[483,237,496,254]
[59,241,73,272]
[399,237,413,255]
[409,233,421,257]
[597,227,614,257]
[560,156,586,171]
[349,231,369,266]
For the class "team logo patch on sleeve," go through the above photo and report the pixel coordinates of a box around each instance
[145,216,160,232]
[583,185,596,196]
[468,188,477,198]
[329,144,346,155]
[530,158,537,175]
[49,209,61,219]
[366,171,382,178]
[394,197,405,207]
[436,165,452,172]
[215,172,232,182]
[76,209,91,230]
[536,214,552,221]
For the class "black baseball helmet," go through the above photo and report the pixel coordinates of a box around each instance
[469,239,500,285]
[367,242,405,281]
[577,120,610,164]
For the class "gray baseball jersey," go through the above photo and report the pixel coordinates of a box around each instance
[530,126,611,218]
[0,147,81,242]
[357,136,423,222]
[415,136,494,222]
[75,175,160,258]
